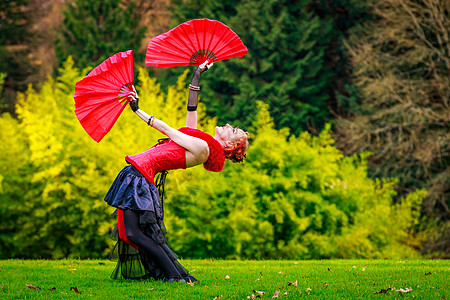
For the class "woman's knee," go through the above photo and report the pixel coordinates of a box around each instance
[125,228,142,244]
[122,210,142,244]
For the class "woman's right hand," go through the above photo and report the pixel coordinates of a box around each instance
[129,86,139,112]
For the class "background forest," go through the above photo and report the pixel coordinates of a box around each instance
[0,0,448,259]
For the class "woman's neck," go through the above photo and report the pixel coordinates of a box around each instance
[213,135,226,148]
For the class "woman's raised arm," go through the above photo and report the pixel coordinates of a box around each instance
[185,61,213,129]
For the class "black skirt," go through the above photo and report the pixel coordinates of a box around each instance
[105,165,197,282]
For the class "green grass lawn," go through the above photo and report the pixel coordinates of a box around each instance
[0,259,448,299]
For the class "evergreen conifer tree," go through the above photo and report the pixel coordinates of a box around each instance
[308,0,371,117]
[55,0,146,70]
[169,0,333,134]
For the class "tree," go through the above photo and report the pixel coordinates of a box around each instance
[168,0,334,134]
[0,0,36,114]
[55,0,146,70]
[334,0,449,254]
[308,0,372,117]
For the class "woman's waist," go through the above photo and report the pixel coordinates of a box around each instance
[125,158,185,183]
[125,153,186,173]
[126,164,144,177]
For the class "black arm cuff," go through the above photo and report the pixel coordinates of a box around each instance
[187,105,198,111]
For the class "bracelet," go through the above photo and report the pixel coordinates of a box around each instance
[188,84,200,91]
[147,115,155,126]
[187,105,198,111]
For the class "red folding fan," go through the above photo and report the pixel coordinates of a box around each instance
[74,50,135,142]
[145,19,248,67]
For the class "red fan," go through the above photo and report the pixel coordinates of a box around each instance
[74,50,135,142]
[146,19,248,67]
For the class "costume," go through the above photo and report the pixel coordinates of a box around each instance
[105,127,225,281]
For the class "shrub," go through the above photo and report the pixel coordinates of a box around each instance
[0,60,425,259]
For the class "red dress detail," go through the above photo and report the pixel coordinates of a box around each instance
[125,127,225,184]
[117,209,139,250]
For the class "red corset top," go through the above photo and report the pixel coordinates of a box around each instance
[125,127,225,184]
[125,140,186,184]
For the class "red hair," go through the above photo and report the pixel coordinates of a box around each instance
[223,135,249,163]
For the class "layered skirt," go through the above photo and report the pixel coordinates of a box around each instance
[105,165,196,282]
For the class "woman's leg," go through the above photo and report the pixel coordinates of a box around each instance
[122,209,183,280]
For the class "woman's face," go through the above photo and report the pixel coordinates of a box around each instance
[215,124,246,146]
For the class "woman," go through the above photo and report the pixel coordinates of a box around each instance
[105,61,249,283]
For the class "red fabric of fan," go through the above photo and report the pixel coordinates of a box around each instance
[74,50,134,142]
[146,19,247,67]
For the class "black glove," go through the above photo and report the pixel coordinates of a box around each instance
[129,87,139,112]
[187,61,213,111]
